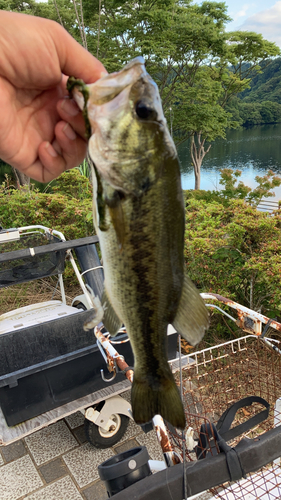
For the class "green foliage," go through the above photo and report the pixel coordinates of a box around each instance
[239,58,281,104]
[186,168,281,207]
[184,196,281,318]
[218,169,281,206]
[2,0,280,189]
[227,98,281,127]
[76,159,91,179]
[218,168,251,201]
[225,58,281,127]
[0,170,93,240]
[3,0,279,138]
[184,169,281,337]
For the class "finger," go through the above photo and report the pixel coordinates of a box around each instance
[53,23,107,83]
[37,123,87,182]
[57,98,88,139]
[54,120,87,160]
[52,138,62,156]
[22,151,67,184]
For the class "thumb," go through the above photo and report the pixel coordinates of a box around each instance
[52,22,107,83]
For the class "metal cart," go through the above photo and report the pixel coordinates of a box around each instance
[94,296,281,499]
[0,225,177,447]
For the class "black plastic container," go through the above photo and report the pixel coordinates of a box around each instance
[98,446,151,496]
[0,308,177,427]
[0,309,134,426]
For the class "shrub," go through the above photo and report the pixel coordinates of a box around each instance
[0,170,93,239]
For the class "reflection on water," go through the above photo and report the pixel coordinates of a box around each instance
[178,123,281,200]
[2,123,281,199]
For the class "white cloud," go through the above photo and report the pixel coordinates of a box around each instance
[238,1,281,46]
[233,3,252,21]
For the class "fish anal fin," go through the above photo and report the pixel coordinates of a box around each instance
[173,275,209,346]
[102,289,122,337]
[131,369,186,430]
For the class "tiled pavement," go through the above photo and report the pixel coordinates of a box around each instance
[0,391,163,500]
[0,391,212,500]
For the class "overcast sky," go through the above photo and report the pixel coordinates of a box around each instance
[222,0,281,47]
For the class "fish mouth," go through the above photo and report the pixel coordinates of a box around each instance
[70,57,165,127]
[88,57,150,106]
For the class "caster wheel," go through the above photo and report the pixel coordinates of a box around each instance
[85,412,129,448]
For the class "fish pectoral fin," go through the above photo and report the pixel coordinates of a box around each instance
[172,275,209,346]
[131,368,186,430]
[83,295,104,331]
[102,289,122,336]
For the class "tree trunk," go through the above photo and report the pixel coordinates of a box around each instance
[190,132,211,190]
[11,167,30,189]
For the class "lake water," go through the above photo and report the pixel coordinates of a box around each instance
[2,123,281,200]
[178,123,281,201]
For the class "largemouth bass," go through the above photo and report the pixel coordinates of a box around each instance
[68,57,209,429]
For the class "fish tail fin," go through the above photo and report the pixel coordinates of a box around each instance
[131,369,186,430]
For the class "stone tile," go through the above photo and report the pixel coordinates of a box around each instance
[117,417,142,444]
[25,420,78,466]
[119,390,131,402]
[65,411,85,429]
[39,457,68,483]
[63,443,113,488]
[72,425,87,444]
[1,439,26,463]
[82,480,108,500]
[0,455,43,500]
[26,476,83,500]
[136,430,164,461]
[114,438,140,454]
[195,492,213,500]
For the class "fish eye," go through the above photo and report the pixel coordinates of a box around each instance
[135,100,157,120]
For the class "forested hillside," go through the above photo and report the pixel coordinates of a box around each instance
[240,58,281,103]
[227,58,281,127]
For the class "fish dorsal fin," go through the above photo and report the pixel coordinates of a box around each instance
[172,275,209,346]
[102,288,122,337]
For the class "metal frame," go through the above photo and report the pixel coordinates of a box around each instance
[202,292,281,355]
[93,296,281,499]
[0,225,98,310]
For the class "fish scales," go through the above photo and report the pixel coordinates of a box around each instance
[68,57,209,429]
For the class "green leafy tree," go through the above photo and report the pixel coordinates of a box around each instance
[2,0,280,189]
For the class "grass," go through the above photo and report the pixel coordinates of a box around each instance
[0,278,82,316]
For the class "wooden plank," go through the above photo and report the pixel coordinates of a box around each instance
[0,379,131,445]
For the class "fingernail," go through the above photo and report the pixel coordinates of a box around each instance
[45,142,58,157]
[63,123,77,140]
[61,98,79,116]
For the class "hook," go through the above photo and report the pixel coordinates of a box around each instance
[100,367,117,382]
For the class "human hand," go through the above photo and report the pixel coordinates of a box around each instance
[0,11,106,183]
